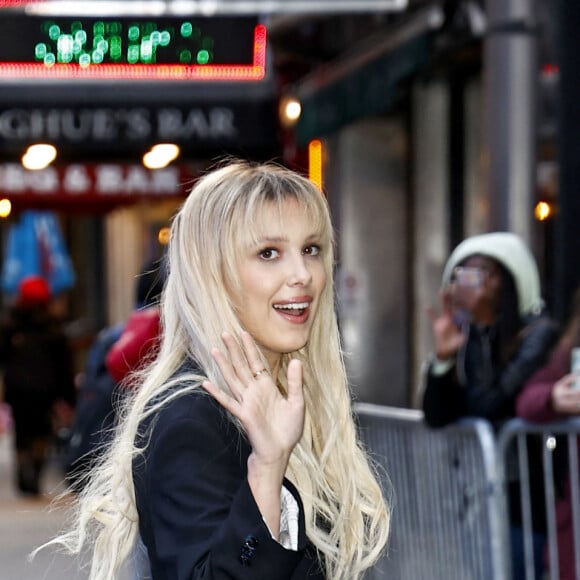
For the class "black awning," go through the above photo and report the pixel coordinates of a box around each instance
[291,5,443,144]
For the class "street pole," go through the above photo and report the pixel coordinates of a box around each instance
[483,0,537,244]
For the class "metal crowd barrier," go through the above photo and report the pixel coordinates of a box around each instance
[498,417,580,580]
[355,403,511,580]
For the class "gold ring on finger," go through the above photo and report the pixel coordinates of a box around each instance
[253,369,267,379]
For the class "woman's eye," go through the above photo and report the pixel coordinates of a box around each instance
[259,248,279,260]
[303,244,321,256]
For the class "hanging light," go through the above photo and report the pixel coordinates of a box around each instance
[0,199,11,218]
[534,201,554,221]
[279,95,302,128]
[22,144,57,170]
[143,143,180,169]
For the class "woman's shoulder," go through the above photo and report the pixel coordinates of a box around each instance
[517,312,561,360]
[142,364,235,438]
[521,312,560,340]
[136,384,241,465]
[156,386,219,421]
[155,370,222,419]
[132,371,249,504]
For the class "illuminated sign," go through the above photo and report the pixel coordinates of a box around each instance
[0,15,266,81]
[0,103,279,153]
[0,107,238,142]
[0,163,194,206]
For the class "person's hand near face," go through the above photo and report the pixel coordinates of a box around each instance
[429,287,467,361]
[550,373,580,415]
[450,257,502,326]
[429,256,504,361]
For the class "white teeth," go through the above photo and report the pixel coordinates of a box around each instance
[274,302,309,310]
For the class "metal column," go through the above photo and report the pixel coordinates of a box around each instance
[483,0,538,244]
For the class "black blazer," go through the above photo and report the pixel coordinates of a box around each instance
[133,383,325,579]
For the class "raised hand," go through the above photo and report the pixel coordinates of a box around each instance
[201,331,305,536]
[202,330,304,463]
[551,373,580,415]
[428,287,467,361]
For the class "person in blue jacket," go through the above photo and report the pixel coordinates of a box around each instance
[45,161,390,579]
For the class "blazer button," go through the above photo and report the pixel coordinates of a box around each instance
[240,535,259,566]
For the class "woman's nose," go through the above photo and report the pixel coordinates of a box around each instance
[287,255,312,286]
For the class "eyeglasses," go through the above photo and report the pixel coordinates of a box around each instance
[452,267,487,287]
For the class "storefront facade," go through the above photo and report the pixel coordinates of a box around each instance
[0,13,281,365]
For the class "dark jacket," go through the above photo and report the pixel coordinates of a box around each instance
[133,379,325,580]
[517,340,578,580]
[0,305,76,439]
[423,312,559,428]
[64,323,124,490]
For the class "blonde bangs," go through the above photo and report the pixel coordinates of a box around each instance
[218,165,334,295]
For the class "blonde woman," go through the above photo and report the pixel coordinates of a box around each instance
[47,161,390,579]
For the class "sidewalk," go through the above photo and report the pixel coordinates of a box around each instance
[0,430,87,580]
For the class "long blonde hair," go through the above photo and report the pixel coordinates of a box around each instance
[46,160,390,579]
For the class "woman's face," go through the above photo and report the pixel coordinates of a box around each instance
[233,198,327,369]
[455,255,503,323]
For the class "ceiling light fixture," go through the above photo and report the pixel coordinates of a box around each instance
[143,143,181,169]
[22,143,57,170]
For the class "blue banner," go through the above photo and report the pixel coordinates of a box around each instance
[1,210,76,296]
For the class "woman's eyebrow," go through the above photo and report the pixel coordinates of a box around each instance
[255,233,321,244]
[255,235,288,244]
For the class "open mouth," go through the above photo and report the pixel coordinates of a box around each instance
[273,301,311,321]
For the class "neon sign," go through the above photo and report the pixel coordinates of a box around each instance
[0,15,266,81]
